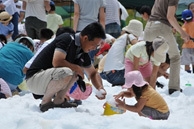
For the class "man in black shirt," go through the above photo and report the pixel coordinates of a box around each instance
[26,22,107,112]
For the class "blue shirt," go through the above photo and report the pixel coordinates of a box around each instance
[0,42,33,86]
[0,22,14,36]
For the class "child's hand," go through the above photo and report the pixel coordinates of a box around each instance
[113,91,125,99]
[115,98,126,110]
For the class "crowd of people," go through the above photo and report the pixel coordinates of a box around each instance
[0,0,194,120]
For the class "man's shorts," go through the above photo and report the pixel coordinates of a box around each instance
[26,67,73,95]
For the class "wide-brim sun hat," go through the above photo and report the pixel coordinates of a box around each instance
[0,12,12,24]
[122,19,143,37]
[122,71,148,89]
[152,36,169,63]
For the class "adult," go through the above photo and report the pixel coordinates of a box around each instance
[105,0,121,38]
[143,0,190,94]
[73,0,106,32]
[25,22,107,112]
[0,0,19,40]
[22,0,50,39]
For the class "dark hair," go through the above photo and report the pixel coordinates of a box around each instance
[188,2,194,9]
[165,53,170,64]
[145,41,154,61]
[132,84,148,99]
[40,28,54,40]
[0,34,7,44]
[139,5,151,16]
[19,38,34,52]
[81,22,106,41]
[56,27,75,37]
[50,4,55,11]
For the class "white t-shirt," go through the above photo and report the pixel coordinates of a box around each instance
[104,34,128,71]
[125,41,160,66]
[25,0,50,22]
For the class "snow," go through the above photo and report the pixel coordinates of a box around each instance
[0,66,194,129]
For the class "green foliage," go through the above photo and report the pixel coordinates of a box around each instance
[124,9,183,52]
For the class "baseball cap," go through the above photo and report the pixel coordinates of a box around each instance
[96,43,111,56]
[182,9,193,21]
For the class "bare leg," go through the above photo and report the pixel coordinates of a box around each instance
[53,73,78,104]
[41,75,74,105]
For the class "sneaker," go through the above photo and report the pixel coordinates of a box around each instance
[169,89,183,95]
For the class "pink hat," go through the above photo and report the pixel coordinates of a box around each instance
[96,43,111,56]
[122,71,148,89]
[66,83,92,100]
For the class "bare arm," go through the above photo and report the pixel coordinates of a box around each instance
[84,65,106,99]
[52,50,84,79]
[22,1,26,10]
[44,0,50,12]
[99,7,105,29]
[133,56,140,70]
[167,6,189,42]
[115,97,147,113]
[149,65,159,89]
[73,3,80,32]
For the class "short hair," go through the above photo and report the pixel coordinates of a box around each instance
[50,4,55,11]
[81,22,106,41]
[0,34,7,44]
[40,28,54,40]
[56,27,75,37]
[188,2,194,9]
[139,5,151,16]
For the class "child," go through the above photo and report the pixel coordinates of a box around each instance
[114,70,170,120]
[180,9,194,73]
[46,1,64,34]
[125,36,169,89]
[188,2,194,20]
[139,5,151,21]
[0,11,14,41]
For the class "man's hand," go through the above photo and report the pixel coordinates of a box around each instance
[95,88,106,100]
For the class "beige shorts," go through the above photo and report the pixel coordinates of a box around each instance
[26,67,73,95]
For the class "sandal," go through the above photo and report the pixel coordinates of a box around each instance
[54,99,78,108]
[39,101,54,112]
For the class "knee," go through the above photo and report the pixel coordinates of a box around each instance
[169,55,180,63]
[51,68,73,80]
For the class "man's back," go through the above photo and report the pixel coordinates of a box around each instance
[149,0,179,26]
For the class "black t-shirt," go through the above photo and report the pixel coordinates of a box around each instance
[26,33,91,79]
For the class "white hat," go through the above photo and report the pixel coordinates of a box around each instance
[152,36,169,63]
[122,19,143,37]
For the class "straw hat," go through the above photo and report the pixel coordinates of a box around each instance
[0,12,12,24]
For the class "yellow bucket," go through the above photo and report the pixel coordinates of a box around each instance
[103,102,125,116]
